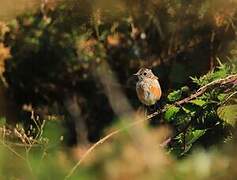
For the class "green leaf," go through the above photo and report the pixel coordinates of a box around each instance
[182,104,199,115]
[167,90,182,102]
[181,86,190,93]
[164,105,180,122]
[217,93,227,101]
[190,99,206,107]
[186,130,206,146]
[217,105,237,126]
[180,129,206,156]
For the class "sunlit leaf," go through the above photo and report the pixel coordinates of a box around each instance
[164,105,180,122]
[190,99,206,107]
[167,90,182,102]
[217,105,237,126]
[217,93,227,101]
[186,130,206,145]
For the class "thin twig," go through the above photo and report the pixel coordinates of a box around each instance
[3,141,41,147]
[31,110,41,134]
[0,140,26,161]
[1,126,41,145]
[175,74,237,105]
[64,117,150,179]
[220,91,237,105]
[64,74,237,179]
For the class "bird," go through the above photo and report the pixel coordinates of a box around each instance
[134,68,162,106]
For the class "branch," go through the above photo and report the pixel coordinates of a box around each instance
[144,74,237,120]
[64,116,150,179]
[65,74,237,179]
[174,74,237,106]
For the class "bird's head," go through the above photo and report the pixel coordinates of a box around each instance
[134,68,158,81]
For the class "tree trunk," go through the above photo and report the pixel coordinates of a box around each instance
[63,93,88,146]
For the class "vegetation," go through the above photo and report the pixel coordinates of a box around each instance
[0,0,236,179]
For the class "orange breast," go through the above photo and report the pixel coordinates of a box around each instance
[149,85,162,100]
[136,79,162,105]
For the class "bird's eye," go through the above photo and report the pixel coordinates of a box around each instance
[143,72,147,76]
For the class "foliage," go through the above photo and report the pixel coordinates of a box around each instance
[0,0,237,178]
[0,108,236,180]
[164,62,237,156]
[190,59,237,86]
[0,61,236,179]
[2,0,237,145]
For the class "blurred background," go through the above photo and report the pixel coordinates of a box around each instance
[0,0,236,179]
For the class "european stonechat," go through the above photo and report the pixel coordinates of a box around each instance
[134,68,162,106]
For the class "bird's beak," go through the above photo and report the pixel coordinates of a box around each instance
[133,72,139,76]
